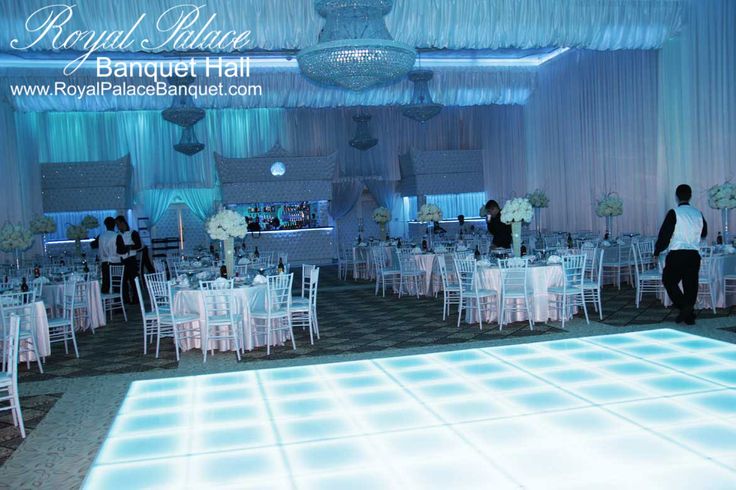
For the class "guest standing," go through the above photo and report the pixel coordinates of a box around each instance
[92,217,121,294]
[115,216,143,305]
[654,184,708,325]
[485,200,512,249]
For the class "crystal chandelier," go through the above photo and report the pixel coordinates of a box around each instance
[162,76,205,127]
[349,113,378,150]
[402,69,443,122]
[174,127,205,156]
[297,0,416,91]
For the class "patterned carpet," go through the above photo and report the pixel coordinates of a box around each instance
[0,393,62,467]
[16,265,736,380]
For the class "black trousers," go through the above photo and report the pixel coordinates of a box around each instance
[100,262,111,294]
[121,256,139,304]
[662,250,701,314]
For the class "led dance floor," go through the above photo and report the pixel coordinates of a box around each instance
[85,329,736,489]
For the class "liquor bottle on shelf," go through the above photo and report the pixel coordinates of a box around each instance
[20,277,29,293]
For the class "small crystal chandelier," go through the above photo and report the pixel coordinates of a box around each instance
[349,113,378,150]
[174,127,205,156]
[402,69,443,122]
[297,0,416,91]
[162,76,205,128]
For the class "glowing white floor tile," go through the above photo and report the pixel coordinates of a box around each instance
[85,329,736,489]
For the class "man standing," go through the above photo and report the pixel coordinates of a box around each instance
[115,216,143,305]
[485,200,512,249]
[94,217,121,294]
[654,184,708,325]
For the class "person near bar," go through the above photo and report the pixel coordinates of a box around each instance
[115,216,143,305]
[654,184,708,325]
[91,217,120,294]
[485,200,512,249]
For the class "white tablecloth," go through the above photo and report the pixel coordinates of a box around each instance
[20,301,51,363]
[42,280,106,331]
[466,263,567,323]
[662,253,736,309]
[173,285,291,352]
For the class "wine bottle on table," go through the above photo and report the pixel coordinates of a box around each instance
[20,277,29,293]
[567,233,573,249]
[717,232,723,245]
[474,245,481,260]
[277,258,285,274]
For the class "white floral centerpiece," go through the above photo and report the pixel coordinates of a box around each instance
[66,224,88,241]
[595,193,624,217]
[418,203,443,223]
[708,182,736,243]
[707,182,736,209]
[526,189,550,208]
[0,223,34,270]
[525,189,549,235]
[500,197,532,257]
[372,206,391,240]
[81,215,99,229]
[596,192,623,238]
[206,209,247,278]
[500,198,533,224]
[29,215,57,235]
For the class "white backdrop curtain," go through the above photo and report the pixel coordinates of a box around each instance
[524,49,661,235]
[1,0,683,52]
[658,0,736,235]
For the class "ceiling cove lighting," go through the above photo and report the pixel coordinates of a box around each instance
[297,0,416,91]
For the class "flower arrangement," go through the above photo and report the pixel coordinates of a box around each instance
[66,224,89,241]
[595,193,624,217]
[206,209,247,241]
[500,198,533,224]
[418,203,443,223]
[81,215,99,229]
[707,182,736,209]
[29,215,57,235]
[526,189,550,208]
[0,223,34,252]
[372,207,391,224]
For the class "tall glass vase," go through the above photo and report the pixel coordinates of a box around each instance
[511,221,522,257]
[605,216,613,238]
[14,249,20,271]
[534,207,543,237]
[223,237,235,279]
[723,208,731,244]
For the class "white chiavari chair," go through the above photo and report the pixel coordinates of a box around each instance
[437,255,461,321]
[632,242,662,308]
[372,247,400,297]
[454,257,498,330]
[134,277,158,355]
[697,256,717,314]
[251,273,295,355]
[583,248,605,319]
[201,289,243,362]
[548,254,589,329]
[0,292,43,373]
[47,279,80,358]
[396,248,424,298]
[0,315,25,438]
[148,279,199,360]
[102,264,127,322]
[292,267,320,344]
[498,257,534,331]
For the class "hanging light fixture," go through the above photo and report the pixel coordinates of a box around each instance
[402,69,443,122]
[162,76,205,127]
[349,113,378,150]
[297,0,416,91]
[174,127,205,156]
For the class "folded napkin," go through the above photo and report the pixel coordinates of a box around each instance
[33,276,50,284]
[238,257,251,265]
[196,271,209,280]
[724,245,736,254]
[358,242,368,247]
[68,273,84,281]
[616,239,625,245]
[434,245,447,253]
[582,241,595,248]
[507,257,526,267]
[411,247,423,254]
[456,245,468,252]
[476,259,491,267]
[547,255,562,264]
[253,274,268,285]
[601,240,612,247]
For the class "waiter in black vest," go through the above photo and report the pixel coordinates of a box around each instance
[654,184,708,325]
[485,200,512,249]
